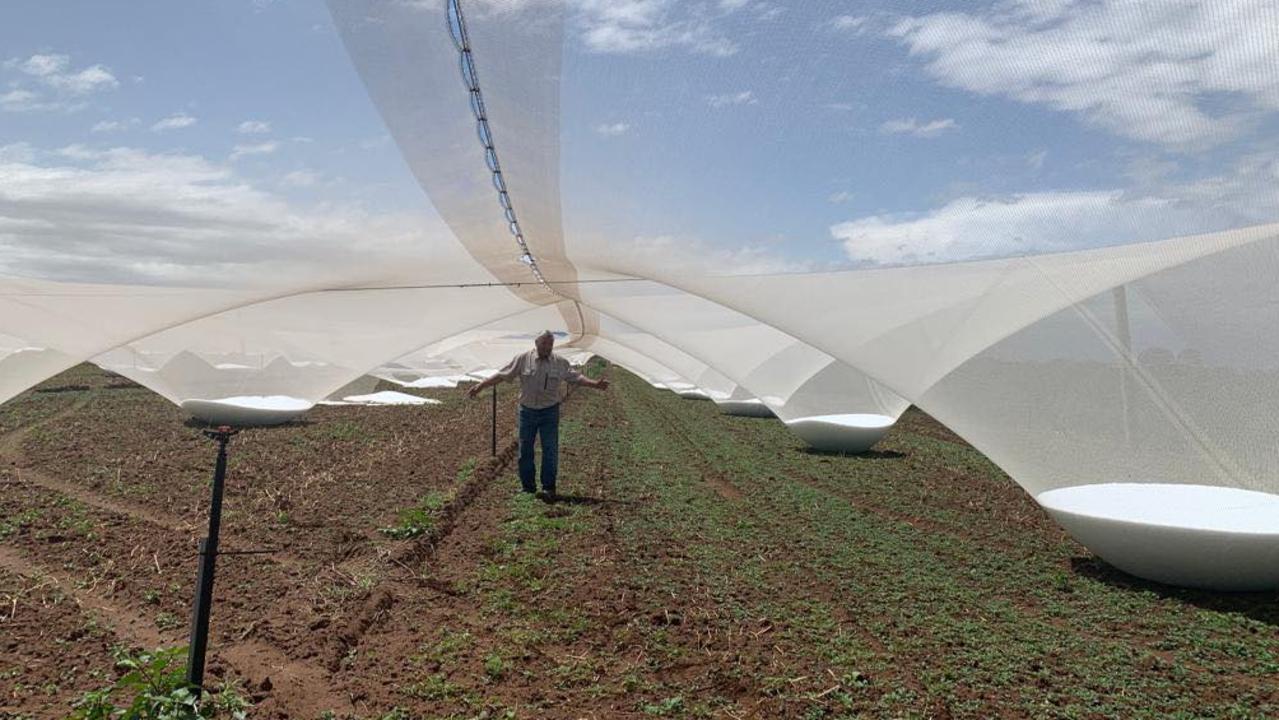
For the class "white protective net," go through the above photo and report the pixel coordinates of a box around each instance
[7,0,1279,587]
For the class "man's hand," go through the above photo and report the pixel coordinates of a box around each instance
[466,380,490,398]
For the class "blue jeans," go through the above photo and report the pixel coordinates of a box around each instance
[518,404,559,494]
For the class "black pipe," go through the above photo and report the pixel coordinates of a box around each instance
[186,425,238,693]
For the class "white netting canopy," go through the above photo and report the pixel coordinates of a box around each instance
[6,0,1279,588]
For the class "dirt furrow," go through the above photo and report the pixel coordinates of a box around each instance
[0,389,92,457]
[0,544,169,649]
[7,465,196,534]
[322,438,519,674]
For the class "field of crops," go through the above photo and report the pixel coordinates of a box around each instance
[2,363,1277,719]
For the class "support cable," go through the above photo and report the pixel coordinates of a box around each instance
[446,0,551,291]
[445,0,592,333]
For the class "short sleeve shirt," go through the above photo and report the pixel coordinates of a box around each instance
[498,350,584,409]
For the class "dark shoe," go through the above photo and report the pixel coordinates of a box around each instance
[540,490,557,503]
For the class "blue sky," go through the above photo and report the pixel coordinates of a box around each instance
[3,0,1279,282]
[0,0,424,211]
[556,0,1279,268]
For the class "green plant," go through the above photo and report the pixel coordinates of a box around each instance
[208,681,249,720]
[67,646,250,720]
[155,613,182,632]
[0,508,41,539]
[379,489,452,540]
[401,673,462,701]
[642,696,685,716]
[483,653,506,680]
[69,647,198,719]
[324,421,366,442]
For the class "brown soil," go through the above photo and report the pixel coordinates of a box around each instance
[2,364,1276,719]
[1,369,521,718]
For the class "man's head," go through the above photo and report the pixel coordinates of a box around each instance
[535,330,555,359]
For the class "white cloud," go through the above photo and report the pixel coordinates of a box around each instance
[15,54,68,77]
[707,90,756,108]
[55,144,103,161]
[888,1,1279,148]
[593,121,630,136]
[282,169,319,187]
[0,146,433,285]
[357,134,392,151]
[835,192,1148,264]
[0,53,119,114]
[830,15,867,33]
[574,0,739,56]
[1026,150,1047,170]
[151,113,198,132]
[828,190,852,204]
[623,234,814,275]
[229,141,280,161]
[753,5,784,21]
[1124,154,1180,188]
[832,153,1279,264]
[48,65,117,95]
[0,143,36,163]
[879,117,957,138]
[0,89,43,112]
[408,0,746,56]
[13,53,118,95]
[91,118,139,133]
[237,120,272,134]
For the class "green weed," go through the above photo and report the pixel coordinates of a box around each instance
[67,646,249,720]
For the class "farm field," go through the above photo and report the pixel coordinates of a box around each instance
[2,363,1277,719]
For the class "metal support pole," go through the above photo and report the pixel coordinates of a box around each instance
[1113,286,1133,448]
[186,425,238,694]
[491,384,498,456]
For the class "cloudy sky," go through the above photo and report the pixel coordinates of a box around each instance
[556,0,1279,267]
[4,0,1279,283]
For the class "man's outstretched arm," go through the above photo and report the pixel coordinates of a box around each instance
[569,368,608,391]
[576,376,609,390]
[467,354,523,398]
[466,373,504,398]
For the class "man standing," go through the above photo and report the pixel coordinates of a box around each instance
[468,331,608,499]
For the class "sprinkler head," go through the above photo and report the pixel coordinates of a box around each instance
[202,425,240,442]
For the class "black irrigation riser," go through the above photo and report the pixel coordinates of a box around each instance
[185,424,238,694]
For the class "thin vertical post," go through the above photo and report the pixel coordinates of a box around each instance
[1113,286,1133,447]
[491,384,498,456]
[186,425,238,694]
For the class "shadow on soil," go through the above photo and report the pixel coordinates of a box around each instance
[181,417,315,430]
[540,494,635,507]
[798,448,907,460]
[35,384,136,394]
[1071,556,1279,628]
